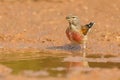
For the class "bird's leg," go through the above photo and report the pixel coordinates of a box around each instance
[82,36,87,59]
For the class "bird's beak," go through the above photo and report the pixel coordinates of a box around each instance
[66,16,69,19]
[66,17,72,22]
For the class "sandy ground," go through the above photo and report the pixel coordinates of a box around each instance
[0,0,119,55]
[0,0,120,80]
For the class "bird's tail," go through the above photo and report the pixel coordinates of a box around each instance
[86,22,95,28]
[81,22,95,35]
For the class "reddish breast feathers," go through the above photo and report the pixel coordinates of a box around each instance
[66,28,83,44]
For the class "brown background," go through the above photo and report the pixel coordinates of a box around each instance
[0,0,120,80]
[0,0,120,55]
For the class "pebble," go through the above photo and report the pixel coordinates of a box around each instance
[0,16,2,19]
[0,64,12,76]
[23,70,49,77]
[116,36,120,41]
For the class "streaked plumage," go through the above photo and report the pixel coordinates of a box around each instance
[66,15,94,44]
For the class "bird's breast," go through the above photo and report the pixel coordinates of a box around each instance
[66,28,83,44]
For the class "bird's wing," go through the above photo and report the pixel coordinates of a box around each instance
[81,25,90,35]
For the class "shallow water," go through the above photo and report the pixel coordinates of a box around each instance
[0,54,120,78]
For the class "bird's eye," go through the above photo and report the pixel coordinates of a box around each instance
[72,16,76,18]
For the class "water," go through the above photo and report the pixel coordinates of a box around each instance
[0,57,66,77]
[0,53,120,78]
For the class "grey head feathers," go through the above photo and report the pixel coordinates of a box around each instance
[66,15,80,26]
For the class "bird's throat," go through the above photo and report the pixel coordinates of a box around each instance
[69,23,80,31]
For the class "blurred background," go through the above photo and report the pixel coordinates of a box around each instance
[0,0,119,54]
[0,0,119,80]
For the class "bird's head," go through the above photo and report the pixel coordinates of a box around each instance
[66,15,80,26]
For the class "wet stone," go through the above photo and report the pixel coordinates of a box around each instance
[23,70,49,77]
[0,64,12,76]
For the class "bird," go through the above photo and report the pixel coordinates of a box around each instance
[65,15,95,57]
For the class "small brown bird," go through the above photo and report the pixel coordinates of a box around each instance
[66,15,95,57]
[66,15,94,44]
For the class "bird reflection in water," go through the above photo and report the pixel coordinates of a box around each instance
[64,56,90,80]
